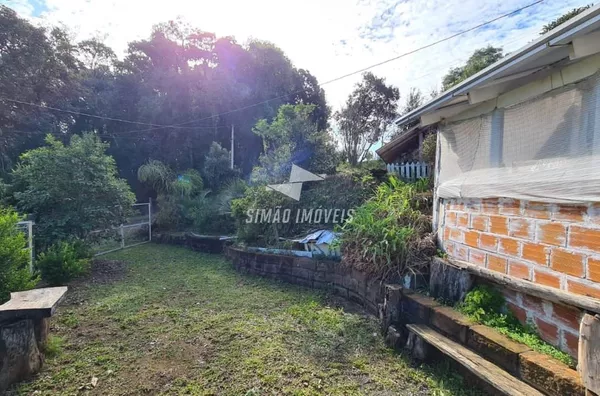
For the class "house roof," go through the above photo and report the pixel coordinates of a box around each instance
[395,5,600,127]
[376,124,422,163]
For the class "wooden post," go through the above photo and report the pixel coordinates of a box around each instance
[579,313,600,395]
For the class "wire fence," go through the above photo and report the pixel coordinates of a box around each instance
[15,220,34,272]
[90,201,152,256]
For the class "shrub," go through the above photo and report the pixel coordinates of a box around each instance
[202,142,238,190]
[11,134,136,250]
[458,285,575,367]
[338,176,435,280]
[421,132,437,165]
[37,241,91,286]
[0,207,38,303]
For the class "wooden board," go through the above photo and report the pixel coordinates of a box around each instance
[0,287,68,322]
[406,324,544,396]
[579,314,600,394]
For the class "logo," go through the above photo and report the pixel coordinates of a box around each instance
[266,164,325,201]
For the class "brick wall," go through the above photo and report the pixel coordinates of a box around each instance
[441,197,600,357]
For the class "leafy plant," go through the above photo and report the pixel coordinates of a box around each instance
[11,134,136,250]
[338,176,435,280]
[37,241,91,286]
[0,207,38,303]
[421,132,437,165]
[458,285,575,367]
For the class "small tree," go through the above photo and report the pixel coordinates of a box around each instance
[541,6,592,34]
[335,72,400,166]
[0,208,37,303]
[202,142,237,190]
[442,46,504,90]
[11,134,136,249]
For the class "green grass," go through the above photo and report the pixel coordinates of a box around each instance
[16,244,482,395]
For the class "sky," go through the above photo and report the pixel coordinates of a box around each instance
[2,0,590,113]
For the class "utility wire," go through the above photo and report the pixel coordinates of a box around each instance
[0,0,543,135]
[122,0,544,135]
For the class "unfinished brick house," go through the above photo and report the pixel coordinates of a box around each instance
[395,6,600,364]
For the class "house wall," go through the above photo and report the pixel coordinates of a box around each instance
[440,197,600,357]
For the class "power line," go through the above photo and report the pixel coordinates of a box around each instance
[123,0,544,134]
[0,0,544,135]
[0,97,217,129]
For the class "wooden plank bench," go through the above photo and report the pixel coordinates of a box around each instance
[0,287,68,322]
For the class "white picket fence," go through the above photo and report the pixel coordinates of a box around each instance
[386,161,430,181]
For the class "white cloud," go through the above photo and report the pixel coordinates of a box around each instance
[4,0,589,112]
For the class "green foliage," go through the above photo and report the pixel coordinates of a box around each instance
[36,241,91,286]
[458,285,575,367]
[442,46,504,90]
[335,72,400,165]
[202,142,238,190]
[251,104,338,183]
[11,134,135,250]
[541,6,592,34]
[339,176,435,279]
[421,132,437,165]
[0,207,38,303]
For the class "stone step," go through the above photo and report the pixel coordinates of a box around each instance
[406,324,545,396]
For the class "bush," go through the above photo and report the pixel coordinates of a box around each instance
[338,176,435,280]
[11,134,136,250]
[37,241,91,286]
[0,208,38,303]
[421,132,437,165]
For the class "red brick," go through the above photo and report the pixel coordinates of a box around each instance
[509,260,531,280]
[550,248,585,277]
[569,226,600,253]
[537,222,567,247]
[445,212,457,227]
[533,269,561,289]
[509,218,534,240]
[588,257,600,282]
[535,317,559,346]
[521,242,549,266]
[469,249,486,267]
[489,215,508,236]
[464,230,479,248]
[479,234,497,251]
[500,199,521,216]
[554,205,586,222]
[522,295,544,313]
[443,227,450,242]
[552,304,582,332]
[464,200,481,212]
[488,255,507,273]
[480,199,499,215]
[457,212,469,228]
[498,237,520,256]
[444,241,455,255]
[524,201,552,220]
[471,215,489,232]
[455,244,468,261]
[567,279,600,299]
[448,201,465,211]
[563,331,579,358]
[449,228,464,243]
[507,302,528,324]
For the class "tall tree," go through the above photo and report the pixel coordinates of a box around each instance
[442,46,504,90]
[541,6,592,34]
[335,72,399,166]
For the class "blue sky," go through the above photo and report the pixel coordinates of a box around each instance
[2,0,589,113]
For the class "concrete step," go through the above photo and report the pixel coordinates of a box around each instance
[406,323,545,396]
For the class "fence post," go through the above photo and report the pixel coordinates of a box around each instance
[120,224,125,249]
[148,198,152,242]
[27,221,33,273]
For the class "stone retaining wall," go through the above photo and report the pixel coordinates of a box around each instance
[226,247,385,315]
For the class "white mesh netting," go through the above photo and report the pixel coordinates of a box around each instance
[438,72,600,203]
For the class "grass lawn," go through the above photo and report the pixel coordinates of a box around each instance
[15,244,481,395]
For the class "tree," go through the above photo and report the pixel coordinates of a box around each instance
[335,72,400,166]
[252,104,338,183]
[442,46,504,90]
[541,6,592,34]
[11,134,136,249]
[0,208,37,303]
[202,142,238,190]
